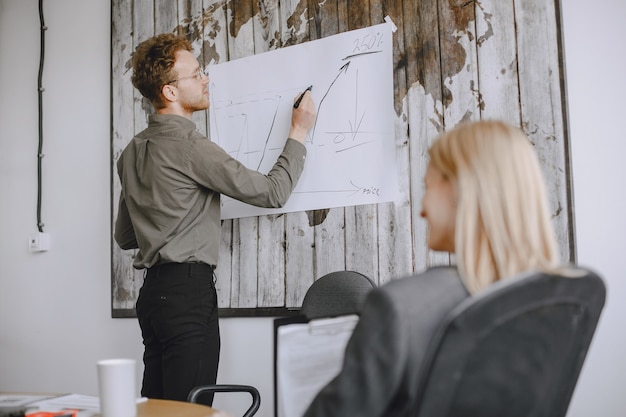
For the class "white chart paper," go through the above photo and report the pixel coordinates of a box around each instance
[208,22,399,219]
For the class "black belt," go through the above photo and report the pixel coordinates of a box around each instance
[146,262,215,279]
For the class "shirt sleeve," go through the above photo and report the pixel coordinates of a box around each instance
[114,192,139,250]
[302,288,409,417]
[186,136,307,208]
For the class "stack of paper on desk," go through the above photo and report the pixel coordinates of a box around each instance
[29,394,100,416]
[0,394,100,417]
[0,394,53,416]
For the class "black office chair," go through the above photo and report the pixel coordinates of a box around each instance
[187,384,260,417]
[299,270,376,319]
[413,267,606,417]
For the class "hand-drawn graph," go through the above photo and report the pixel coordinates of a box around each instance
[208,22,399,219]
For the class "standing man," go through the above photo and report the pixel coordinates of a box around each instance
[114,33,316,405]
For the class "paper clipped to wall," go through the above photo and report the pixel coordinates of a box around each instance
[208,21,399,219]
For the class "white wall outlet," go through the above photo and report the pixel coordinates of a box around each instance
[29,232,51,252]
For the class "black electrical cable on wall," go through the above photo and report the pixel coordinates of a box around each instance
[37,0,46,233]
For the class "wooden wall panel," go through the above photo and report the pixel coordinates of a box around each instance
[111,0,140,313]
[515,0,572,262]
[111,0,574,317]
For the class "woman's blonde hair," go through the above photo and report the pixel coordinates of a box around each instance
[428,120,559,293]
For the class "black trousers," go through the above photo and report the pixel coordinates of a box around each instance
[136,262,220,406]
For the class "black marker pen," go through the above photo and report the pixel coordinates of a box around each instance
[293,85,313,109]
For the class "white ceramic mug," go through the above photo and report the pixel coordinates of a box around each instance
[97,358,137,417]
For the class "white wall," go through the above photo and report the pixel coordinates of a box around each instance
[0,0,143,392]
[0,1,624,416]
[561,1,626,415]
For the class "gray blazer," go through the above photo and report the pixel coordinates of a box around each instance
[303,266,469,417]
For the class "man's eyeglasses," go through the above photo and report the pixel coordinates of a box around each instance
[168,68,208,84]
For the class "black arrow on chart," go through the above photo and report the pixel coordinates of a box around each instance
[311,61,351,142]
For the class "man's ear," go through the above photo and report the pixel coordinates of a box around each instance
[161,84,177,103]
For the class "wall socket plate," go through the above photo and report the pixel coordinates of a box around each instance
[29,232,51,252]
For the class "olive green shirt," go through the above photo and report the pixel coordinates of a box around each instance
[114,114,306,269]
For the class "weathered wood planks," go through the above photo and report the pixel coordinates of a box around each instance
[111,0,574,317]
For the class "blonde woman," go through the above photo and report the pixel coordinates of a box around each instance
[303,120,560,417]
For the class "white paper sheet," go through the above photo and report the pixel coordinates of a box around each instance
[208,22,399,219]
[275,314,359,417]
[31,394,101,411]
[0,394,56,409]
[17,394,146,417]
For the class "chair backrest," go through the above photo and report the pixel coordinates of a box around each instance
[188,384,260,417]
[413,268,606,417]
[299,270,376,319]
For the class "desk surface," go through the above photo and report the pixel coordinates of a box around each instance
[0,394,220,417]
[135,398,218,417]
